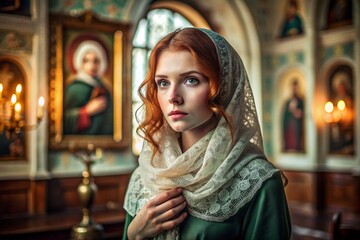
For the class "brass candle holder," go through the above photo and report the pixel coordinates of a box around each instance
[70,144,104,240]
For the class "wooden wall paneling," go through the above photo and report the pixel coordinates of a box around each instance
[96,176,122,208]
[47,173,132,213]
[117,173,131,211]
[62,178,82,209]
[315,171,326,212]
[283,171,317,214]
[95,174,131,211]
[355,176,360,213]
[324,173,357,212]
[0,180,30,216]
[47,177,81,212]
[29,180,47,215]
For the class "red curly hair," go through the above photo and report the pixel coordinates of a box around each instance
[137,28,232,154]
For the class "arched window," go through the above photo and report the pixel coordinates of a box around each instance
[131,5,210,154]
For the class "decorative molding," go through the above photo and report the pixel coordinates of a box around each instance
[320,26,356,46]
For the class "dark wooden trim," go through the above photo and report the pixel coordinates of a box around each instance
[283,170,360,216]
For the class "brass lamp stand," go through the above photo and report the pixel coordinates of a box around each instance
[70,144,104,240]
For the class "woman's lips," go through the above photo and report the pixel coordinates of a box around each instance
[169,110,188,120]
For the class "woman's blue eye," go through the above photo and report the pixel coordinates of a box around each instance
[157,80,169,88]
[185,77,199,85]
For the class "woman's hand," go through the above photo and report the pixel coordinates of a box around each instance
[127,188,188,240]
[85,96,107,116]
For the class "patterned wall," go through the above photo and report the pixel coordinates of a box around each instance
[49,0,132,20]
[322,42,354,64]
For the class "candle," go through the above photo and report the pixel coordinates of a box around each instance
[324,101,334,123]
[37,96,45,119]
[0,83,3,99]
[9,94,17,121]
[14,102,21,121]
[337,100,346,111]
[11,94,17,104]
[15,84,22,99]
[324,101,334,113]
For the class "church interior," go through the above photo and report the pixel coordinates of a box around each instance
[0,0,359,239]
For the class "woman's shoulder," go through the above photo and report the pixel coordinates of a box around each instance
[245,157,278,176]
[248,169,286,207]
[241,157,285,206]
[65,80,94,94]
[261,171,284,191]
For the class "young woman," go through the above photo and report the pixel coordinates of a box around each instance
[64,40,113,135]
[123,28,291,239]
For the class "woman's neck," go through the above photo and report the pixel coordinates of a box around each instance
[180,115,218,152]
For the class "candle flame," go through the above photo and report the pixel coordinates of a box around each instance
[11,94,17,104]
[16,84,22,94]
[15,102,21,112]
[337,100,346,111]
[324,101,333,113]
[38,96,45,106]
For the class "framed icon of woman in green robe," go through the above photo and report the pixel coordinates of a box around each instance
[49,11,130,150]
[63,37,113,136]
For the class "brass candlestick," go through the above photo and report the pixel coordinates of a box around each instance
[70,144,104,240]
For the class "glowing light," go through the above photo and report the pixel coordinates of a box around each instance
[11,94,17,104]
[14,102,21,120]
[16,84,22,95]
[38,96,45,107]
[337,100,346,111]
[324,101,334,113]
[15,103,21,112]
[37,96,45,119]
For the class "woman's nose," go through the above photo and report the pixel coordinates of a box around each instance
[168,86,183,105]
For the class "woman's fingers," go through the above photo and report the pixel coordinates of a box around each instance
[148,188,183,207]
[151,193,186,214]
[154,200,187,224]
[161,211,188,230]
[152,211,188,233]
[147,188,187,222]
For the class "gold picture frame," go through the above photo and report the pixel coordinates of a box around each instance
[49,11,130,150]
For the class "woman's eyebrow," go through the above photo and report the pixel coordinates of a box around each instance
[154,74,168,79]
[155,70,204,79]
[179,70,202,77]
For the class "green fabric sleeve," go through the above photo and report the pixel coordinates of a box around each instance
[242,171,291,239]
[122,212,133,240]
[64,81,93,134]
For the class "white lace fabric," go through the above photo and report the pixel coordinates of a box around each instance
[124,28,278,239]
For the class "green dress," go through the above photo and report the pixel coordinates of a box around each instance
[64,78,113,135]
[122,172,291,240]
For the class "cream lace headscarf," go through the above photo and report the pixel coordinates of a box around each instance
[124,28,278,239]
